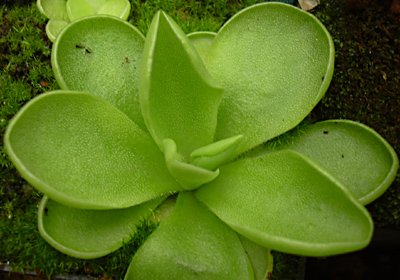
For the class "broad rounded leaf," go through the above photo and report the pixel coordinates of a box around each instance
[257,120,399,205]
[5,91,181,209]
[45,19,68,42]
[37,0,68,20]
[52,15,146,128]
[66,0,100,21]
[240,236,273,280]
[125,192,253,280]
[97,0,131,20]
[38,196,163,259]
[206,3,334,153]
[139,12,223,158]
[196,150,373,256]
[187,31,216,63]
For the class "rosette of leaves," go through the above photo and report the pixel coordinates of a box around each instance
[5,3,398,279]
[37,0,131,41]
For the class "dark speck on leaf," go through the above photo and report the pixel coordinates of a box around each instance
[341,154,344,158]
[44,207,48,216]
[75,44,92,54]
[323,130,329,134]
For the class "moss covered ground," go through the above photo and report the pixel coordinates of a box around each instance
[0,0,399,279]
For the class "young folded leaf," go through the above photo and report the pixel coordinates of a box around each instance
[139,11,223,158]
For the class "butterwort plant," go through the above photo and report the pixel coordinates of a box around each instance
[37,0,131,41]
[5,3,399,279]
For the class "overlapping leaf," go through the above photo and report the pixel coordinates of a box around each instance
[52,16,146,128]
[125,193,253,280]
[38,196,163,258]
[5,91,181,209]
[253,120,399,205]
[196,150,373,256]
[205,3,334,154]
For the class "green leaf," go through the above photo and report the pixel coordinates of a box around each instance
[38,196,163,259]
[66,0,107,21]
[257,120,399,205]
[5,91,181,209]
[162,139,219,190]
[205,3,334,154]
[139,11,223,158]
[45,19,68,42]
[190,135,243,170]
[37,0,69,20]
[125,192,254,280]
[97,0,131,20]
[196,150,373,256]
[52,15,146,128]
[187,31,216,63]
[239,236,273,280]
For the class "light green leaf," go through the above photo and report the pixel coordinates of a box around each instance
[196,150,373,256]
[97,0,131,20]
[52,15,146,128]
[125,192,254,280]
[66,0,107,21]
[187,31,216,63]
[139,11,223,158]
[37,0,69,20]
[240,236,273,280]
[163,139,219,190]
[206,3,334,154]
[45,19,68,42]
[5,91,181,209]
[38,196,163,259]
[256,120,399,205]
[191,135,243,170]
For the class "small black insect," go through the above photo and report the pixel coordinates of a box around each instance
[323,130,329,134]
[44,207,48,216]
[75,44,92,54]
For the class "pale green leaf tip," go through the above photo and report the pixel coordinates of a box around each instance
[191,135,244,170]
[162,139,219,190]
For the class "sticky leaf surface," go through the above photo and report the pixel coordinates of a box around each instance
[5,91,181,209]
[38,196,163,259]
[196,150,373,256]
[140,12,223,157]
[52,16,146,128]
[258,120,399,205]
[206,3,334,153]
[125,192,253,280]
